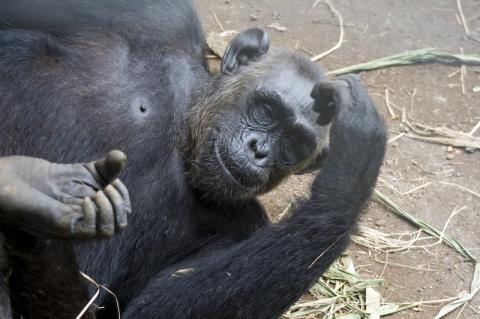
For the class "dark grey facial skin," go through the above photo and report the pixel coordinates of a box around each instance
[189,50,334,202]
[0,151,131,239]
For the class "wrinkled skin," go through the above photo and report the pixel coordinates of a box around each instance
[0,151,130,319]
[189,50,333,201]
[0,150,131,238]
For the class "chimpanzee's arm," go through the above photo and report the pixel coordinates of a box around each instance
[122,76,386,319]
[0,150,131,239]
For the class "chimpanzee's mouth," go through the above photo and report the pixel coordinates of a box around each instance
[214,142,262,189]
[214,142,244,186]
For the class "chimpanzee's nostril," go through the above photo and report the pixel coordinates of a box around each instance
[249,140,258,152]
[255,151,267,160]
[246,135,269,166]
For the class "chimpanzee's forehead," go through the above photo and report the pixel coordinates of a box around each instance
[257,68,317,117]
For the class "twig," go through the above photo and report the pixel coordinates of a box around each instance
[460,47,467,95]
[454,302,468,319]
[387,132,405,144]
[448,68,461,78]
[457,0,471,36]
[434,206,467,247]
[310,0,345,62]
[398,103,480,149]
[456,0,480,43]
[295,40,315,56]
[308,237,342,269]
[274,202,293,222]
[76,280,100,319]
[402,182,433,196]
[372,255,435,272]
[384,88,398,119]
[439,181,480,199]
[77,271,121,319]
[379,252,389,278]
[469,121,480,136]
[211,12,224,32]
[380,178,480,200]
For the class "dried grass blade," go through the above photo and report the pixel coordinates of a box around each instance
[373,189,477,263]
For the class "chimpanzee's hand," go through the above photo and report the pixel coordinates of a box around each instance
[0,150,131,239]
[311,75,386,179]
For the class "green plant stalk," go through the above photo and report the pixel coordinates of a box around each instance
[327,48,480,76]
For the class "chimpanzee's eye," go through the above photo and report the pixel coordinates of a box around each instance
[251,103,275,126]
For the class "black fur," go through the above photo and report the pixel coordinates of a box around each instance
[0,1,386,318]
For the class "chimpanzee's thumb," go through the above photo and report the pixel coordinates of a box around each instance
[92,150,127,185]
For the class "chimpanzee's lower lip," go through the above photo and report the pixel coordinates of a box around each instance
[214,142,240,185]
[214,142,262,189]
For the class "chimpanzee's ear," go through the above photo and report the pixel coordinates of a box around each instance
[295,146,329,175]
[221,28,270,75]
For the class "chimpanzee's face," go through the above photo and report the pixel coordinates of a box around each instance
[189,52,333,202]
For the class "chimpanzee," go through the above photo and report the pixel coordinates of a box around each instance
[0,0,386,318]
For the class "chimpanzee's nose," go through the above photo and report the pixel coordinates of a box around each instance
[246,133,270,167]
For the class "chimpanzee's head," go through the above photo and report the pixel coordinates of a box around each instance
[188,28,341,202]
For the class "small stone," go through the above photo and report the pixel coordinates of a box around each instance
[473,86,480,93]
[446,153,455,160]
[375,220,385,227]
[267,22,287,32]
[249,14,258,21]
[434,96,447,104]
[455,172,462,177]
[447,145,454,153]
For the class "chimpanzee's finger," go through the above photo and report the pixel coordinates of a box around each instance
[104,184,128,230]
[112,179,131,215]
[79,197,97,237]
[95,191,115,237]
[65,211,84,237]
[93,150,127,185]
[60,196,84,206]
[310,82,339,126]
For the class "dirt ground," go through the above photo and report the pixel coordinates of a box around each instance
[195,0,480,318]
